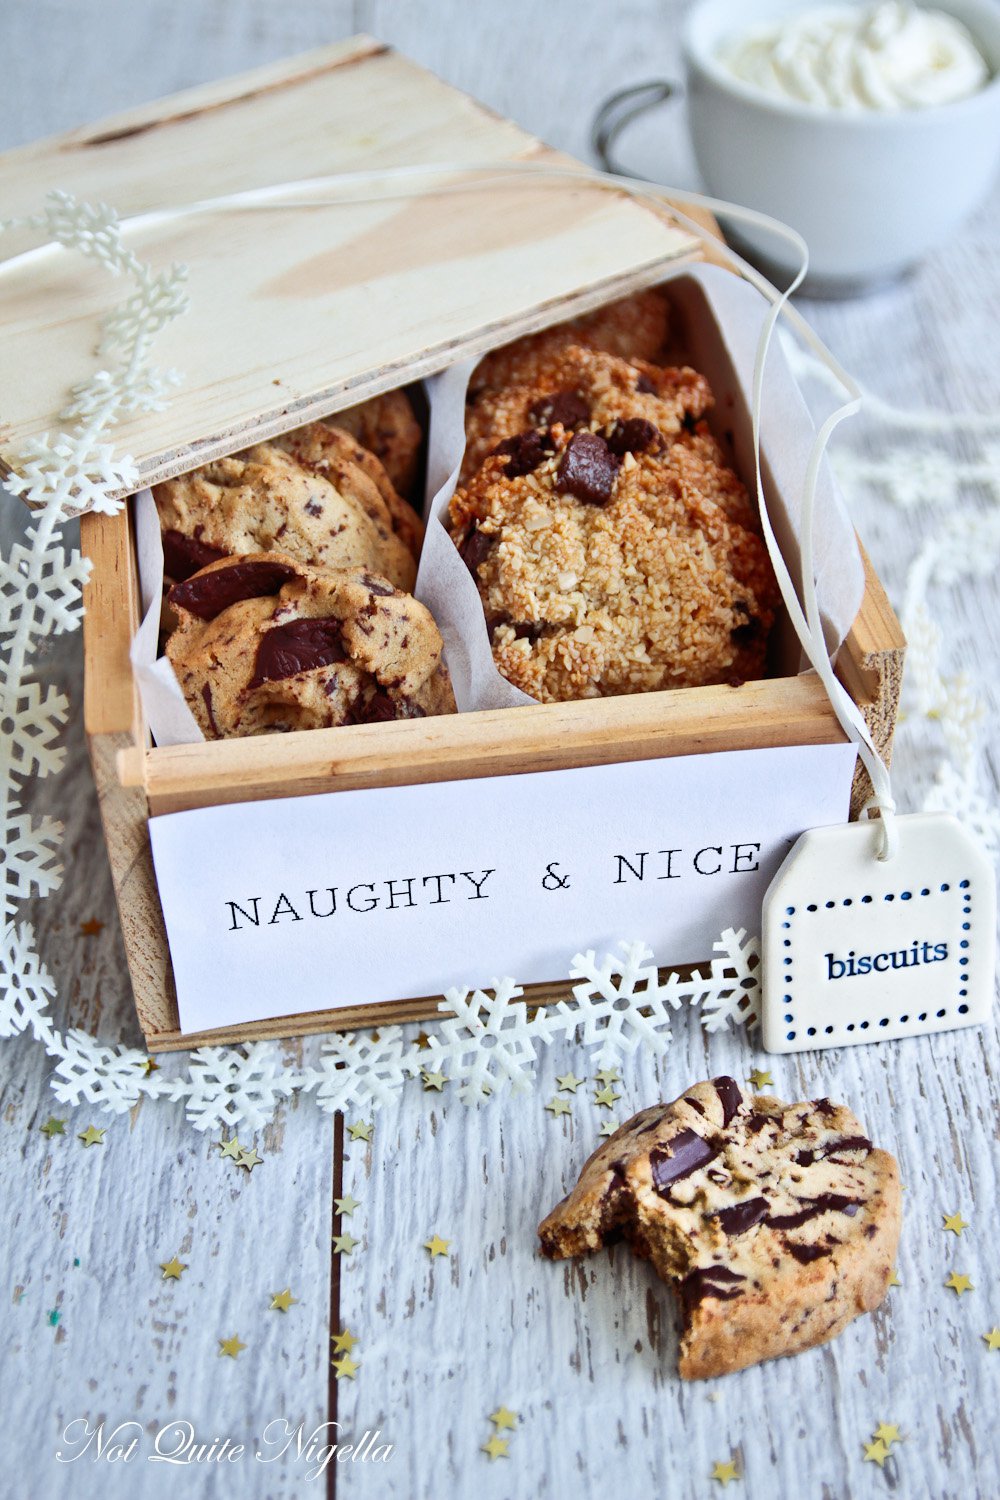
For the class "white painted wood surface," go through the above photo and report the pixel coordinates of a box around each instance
[1,3,999,1498]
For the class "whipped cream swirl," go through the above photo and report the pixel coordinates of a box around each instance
[718,2,990,111]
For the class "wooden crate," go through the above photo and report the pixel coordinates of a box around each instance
[2,40,904,1050]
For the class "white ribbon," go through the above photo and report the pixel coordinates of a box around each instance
[1,161,898,855]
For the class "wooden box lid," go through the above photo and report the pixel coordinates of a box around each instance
[0,36,698,497]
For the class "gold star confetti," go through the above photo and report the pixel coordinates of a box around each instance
[545,1097,572,1118]
[482,1435,509,1461]
[424,1234,450,1258]
[141,1058,159,1076]
[39,1117,66,1138]
[863,1439,890,1467]
[159,1257,187,1280]
[598,1120,618,1138]
[595,1067,621,1086]
[79,918,104,936]
[982,1328,1000,1351]
[416,1031,431,1051]
[711,1458,740,1486]
[77,1125,105,1147]
[269,1288,297,1312]
[422,1069,447,1091]
[236,1147,263,1173]
[945,1272,974,1296]
[332,1327,359,1355]
[873,1423,901,1447]
[747,1068,773,1089]
[217,1135,242,1160]
[335,1194,360,1217]
[489,1406,518,1431]
[218,1335,246,1359]
[888,1268,902,1287]
[348,1120,374,1142]
[332,1353,360,1380]
[943,1212,969,1236]
[333,1233,359,1256]
[556,1073,583,1094]
[593,1085,621,1110]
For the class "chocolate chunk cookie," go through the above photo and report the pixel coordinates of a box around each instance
[166,553,454,738]
[462,343,711,482]
[326,388,423,498]
[274,421,423,560]
[154,426,419,596]
[538,1077,901,1379]
[449,421,778,702]
[469,289,672,397]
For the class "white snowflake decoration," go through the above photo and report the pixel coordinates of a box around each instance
[558,941,680,1066]
[158,1043,298,1134]
[698,929,762,1033]
[419,978,544,1104]
[305,1028,410,1115]
[49,1030,148,1115]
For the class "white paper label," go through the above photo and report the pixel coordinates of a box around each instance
[761,812,996,1053]
[147,743,857,1034]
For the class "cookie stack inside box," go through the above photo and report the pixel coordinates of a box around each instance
[153,288,781,740]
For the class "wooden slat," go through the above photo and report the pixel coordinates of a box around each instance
[134,674,848,816]
[80,507,144,739]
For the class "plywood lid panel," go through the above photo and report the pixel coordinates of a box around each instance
[0,36,698,494]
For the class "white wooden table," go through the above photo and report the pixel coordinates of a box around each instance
[2,4,999,1498]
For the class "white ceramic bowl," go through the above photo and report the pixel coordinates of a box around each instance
[682,0,1000,291]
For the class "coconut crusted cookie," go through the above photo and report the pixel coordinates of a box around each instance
[450,418,778,702]
[166,553,454,738]
[469,288,672,397]
[461,343,712,482]
[538,1077,901,1380]
[327,389,423,498]
[153,425,420,594]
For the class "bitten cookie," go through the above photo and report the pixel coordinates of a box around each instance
[166,553,454,738]
[153,427,419,595]
[462,343,712,482]
[469,289,672,397]
[450,418,778,702]
[538,1077,901,1379]
[327,389,423,498]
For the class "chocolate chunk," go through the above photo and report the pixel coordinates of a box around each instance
[249,618,348,688]
[527,390,591,431]
[169,559,298,621]
[795,1150,816,1167]
[635,372,656,395]
[745,1112,770,1133]
[713,1076,743,1126]
[824,1136,872,1157]
[688,1099,706,1116]
[650,1130,719,1193]
[556,431,621,506]
[606,417,660,457]
[767,1194,862,1231]
[814,1098,837,1118]
[200,683,220,737]
[458,526,495,579]
[359,573,398,598]
[304,499,324,518]
[161,529,227,583]
[492,429,554,477]
[679,1264,746,1314]
[787,1242,832,1264]
[715,1196,769,1236]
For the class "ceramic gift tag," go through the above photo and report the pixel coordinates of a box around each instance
[761,812,996,1053]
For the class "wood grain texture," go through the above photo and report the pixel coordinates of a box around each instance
[1,1,997,1498]
[0,41,696,493]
